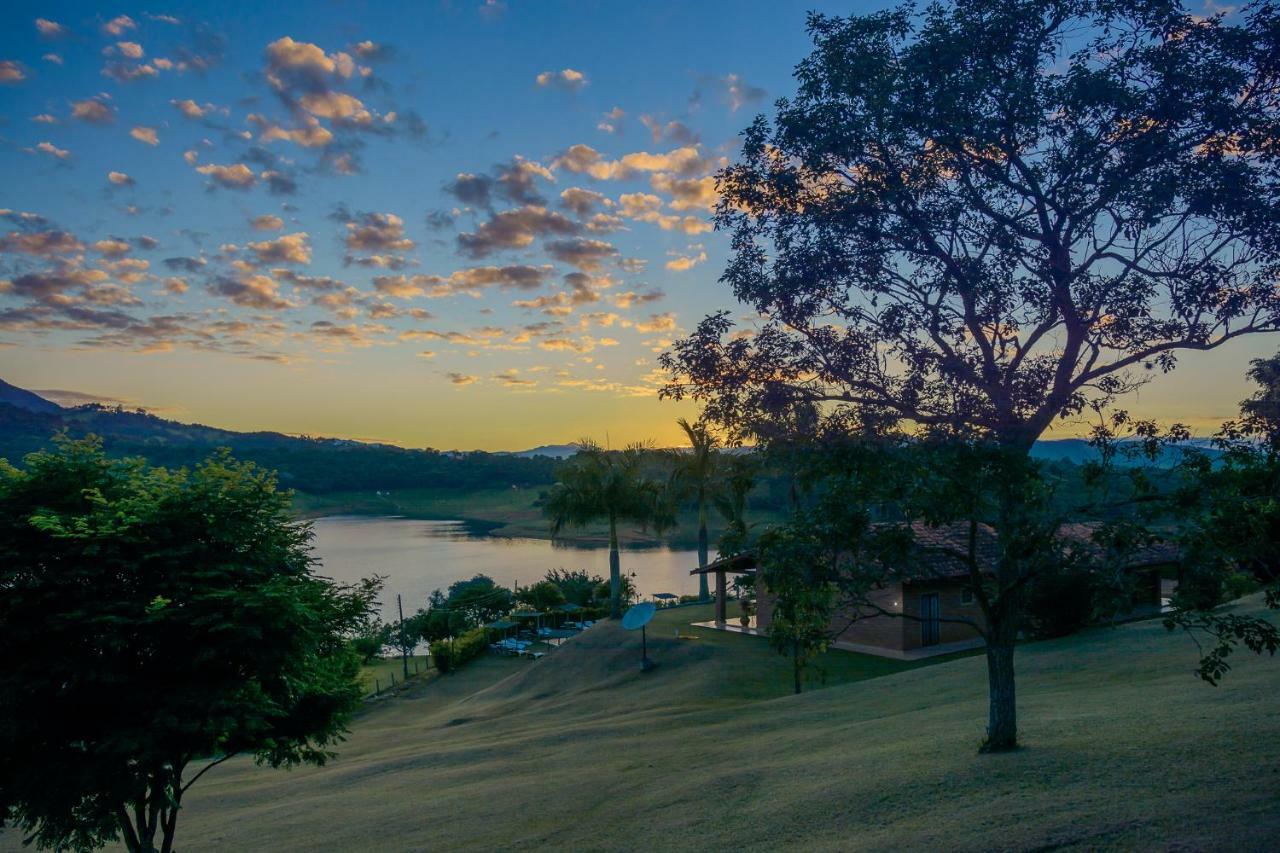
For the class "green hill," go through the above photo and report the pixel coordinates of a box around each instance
[75,597,1278,852]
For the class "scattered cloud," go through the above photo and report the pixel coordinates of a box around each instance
[171,99,212,119]
[208,272,292,310]
[130,125,159,146]
[107,171,134,185]
[344,212,415,253]
[30,141,70,160]
[71,97,115,124]
[247,232,311,265]
[640,114,698,145]
[195,162,256,189]
[35,18,68,38]
[447,372,478,385]
[559,187,612,218]
[597,106,625,134]
[0,61,26,84]
[536,68,588,92]
[102,15,137,37]
[692,73,765,112]
[457,205,579,258]
[665,247,707,271]
[545,237,619,272]
[251,214,284,231]
[373,264,553,299]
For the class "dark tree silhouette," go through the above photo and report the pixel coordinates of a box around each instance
[663,0,1280,750]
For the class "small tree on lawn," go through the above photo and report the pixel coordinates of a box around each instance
[758,523,838,695]
[757,458,912,694]
[0,439,379,853]
[663,0,1280,750]
[545,440,673,618]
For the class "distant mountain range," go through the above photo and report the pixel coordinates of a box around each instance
[0,378,1212,475]
[508,444,580,459]
[0,379,558,494]
[0,379,62,415]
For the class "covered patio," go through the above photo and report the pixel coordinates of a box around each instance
[689,553,757,627]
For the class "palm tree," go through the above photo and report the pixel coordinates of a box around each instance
[670,418,720,601]
[545,439,672,618]
[713,453,756,556]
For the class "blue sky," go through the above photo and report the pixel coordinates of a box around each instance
[0,0,1270,449]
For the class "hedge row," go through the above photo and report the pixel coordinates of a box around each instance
[430,626,489,674]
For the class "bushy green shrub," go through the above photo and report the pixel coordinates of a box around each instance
[1025,567,1096,639]
[1174,566,1226,612]
[1222,571,1261,602]
[430,626,489,674]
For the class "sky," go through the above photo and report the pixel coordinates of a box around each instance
[0,0,1273,451]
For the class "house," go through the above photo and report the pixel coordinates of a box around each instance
[692,522,1180,660]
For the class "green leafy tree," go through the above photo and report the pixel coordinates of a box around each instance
[1148,359,1280,683]
[670,418,721,601]
[518,579,567,612]
[713,453,758,558]
[758,523,837,695]
[0,439,379,853]
[442,575,513,628]
[544,568,606,607]
[662,0,1280,751]
[545,440,673,617]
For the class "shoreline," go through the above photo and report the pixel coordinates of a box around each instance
[290,488,703,549]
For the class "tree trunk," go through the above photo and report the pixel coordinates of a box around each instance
[160,799,180,853]
[608,513,622,618]
[983,633,1018,751]
[697,501,710,601]
[793,640,803,695]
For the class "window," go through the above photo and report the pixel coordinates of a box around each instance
[960,587,974,605]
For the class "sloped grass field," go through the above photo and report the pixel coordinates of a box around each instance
[10,600,1278,852]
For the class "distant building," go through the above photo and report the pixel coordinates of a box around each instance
[694,522,1180,659]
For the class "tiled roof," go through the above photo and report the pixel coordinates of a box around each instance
[898,520,1180,580]
[691,521,1180,579]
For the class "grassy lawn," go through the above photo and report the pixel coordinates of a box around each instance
[646,603,980,702]
[358,655,433,696]
[30,596,1278,852]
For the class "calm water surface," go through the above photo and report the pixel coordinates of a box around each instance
[309,516,702,619]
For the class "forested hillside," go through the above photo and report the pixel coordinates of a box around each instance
[0,402,559,494]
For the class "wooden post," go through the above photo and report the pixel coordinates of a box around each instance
[715,570,727,626]
[398,593,409,682]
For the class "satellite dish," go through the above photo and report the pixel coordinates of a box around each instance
[622,602,658,672]
[622,602,656,630]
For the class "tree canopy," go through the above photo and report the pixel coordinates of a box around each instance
[0,439,378,852]
[662,0,1280,448]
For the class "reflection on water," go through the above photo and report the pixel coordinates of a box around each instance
[308,516,702,619]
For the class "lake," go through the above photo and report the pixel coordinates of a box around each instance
[308,515,703,619]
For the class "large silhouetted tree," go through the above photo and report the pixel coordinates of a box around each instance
[663,0,1280,750]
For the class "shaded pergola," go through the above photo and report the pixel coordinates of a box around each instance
[690,553,757,626]
[484,619,518,640]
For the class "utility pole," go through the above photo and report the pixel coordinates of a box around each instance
[398,593,409,681]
